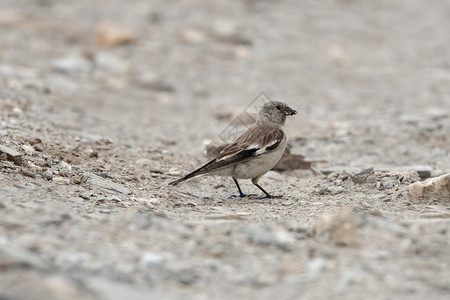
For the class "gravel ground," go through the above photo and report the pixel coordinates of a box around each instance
[1,0,449,299]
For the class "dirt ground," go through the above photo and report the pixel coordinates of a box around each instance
[1,0,449,299]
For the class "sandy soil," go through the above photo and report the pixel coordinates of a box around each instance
[0,0,449,299]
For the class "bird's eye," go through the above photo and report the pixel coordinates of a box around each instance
[276,105,281,110]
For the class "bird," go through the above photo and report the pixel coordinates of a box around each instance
[169,101,297,198]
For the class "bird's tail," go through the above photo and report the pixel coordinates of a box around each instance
[168,171,199,186]
[168,159,218,186]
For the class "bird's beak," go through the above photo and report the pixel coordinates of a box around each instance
[285,107,297,116]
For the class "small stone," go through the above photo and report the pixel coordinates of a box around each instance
[248,225,295,251]
[352,167,375,184]
[180,29,205,45]
[406,173,450,203]
[22,145,35,155]
[211,19,252,46]
[52,55,92,74]
[34,143,44,152]
[21,168,36,178]
[72,175,83,184]
[148,198,162,205]
[53,176,71,185]
[95,52,131,74]
[25,161,42,171]
[60,161,72,173]
[139,252,165,268]
[134,72,175,92]
[0,129,9,136]
[383,180,395,189]
[69,197,85,206]
[94,22,136,47]
[326,186,345,195]
[136,158,152,166]
[315,209,363,247]
[168,167,181,176]
[282,200,294,206]
[43,169,53,180]
[0,144,22,165]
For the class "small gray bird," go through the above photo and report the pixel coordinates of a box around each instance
[169,101,297,198]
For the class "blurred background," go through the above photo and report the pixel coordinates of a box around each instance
[1,0,449,172]
[1,1,450,299]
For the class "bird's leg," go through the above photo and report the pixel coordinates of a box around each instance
[253,183,282,199]
[230,178,246,198]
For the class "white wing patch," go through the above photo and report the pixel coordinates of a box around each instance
[255,139,280,155]
[218,139,281,161]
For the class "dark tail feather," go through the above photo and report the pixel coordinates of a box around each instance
[168,171,199,186]
[168,159,217,186]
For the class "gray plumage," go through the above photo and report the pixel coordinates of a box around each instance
[169,101,297,198]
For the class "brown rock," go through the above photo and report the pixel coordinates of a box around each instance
[315,209,364,247]
[94,22,136,47]
[21,168,36,178]
[273,147,312,171]
[406,173,450,203]
[0,144,22,165]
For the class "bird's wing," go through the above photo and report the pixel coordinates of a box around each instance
[209,124,285,169]
[168,124,284,185]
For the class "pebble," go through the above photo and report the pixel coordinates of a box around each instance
[26,161,42,171]
[315,209,363,247]
[21,167,36,178]
[282,200,294,206]
[352,167,375,184]
[407,173,450,203]
[139,252,165,268]
[247,225,295,251]
[53,176,71,185]
[95,52,131,74]
[135,158,152,166]
[326,186,345,195]
[34,143,44,152]
[134,72,175,92]
[383,180,395,189]
[0,144,22,165]
[22,144,35,155]
[0,129,9,136]
[180,29,205,45]
[60,161,72,173]
[94,22,136,47]
[168,167,181,176]
[43,169,53,180]
[52,55,92,74]
[69,197,85,206]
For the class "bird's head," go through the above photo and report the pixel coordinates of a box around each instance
[257,101,297,125]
